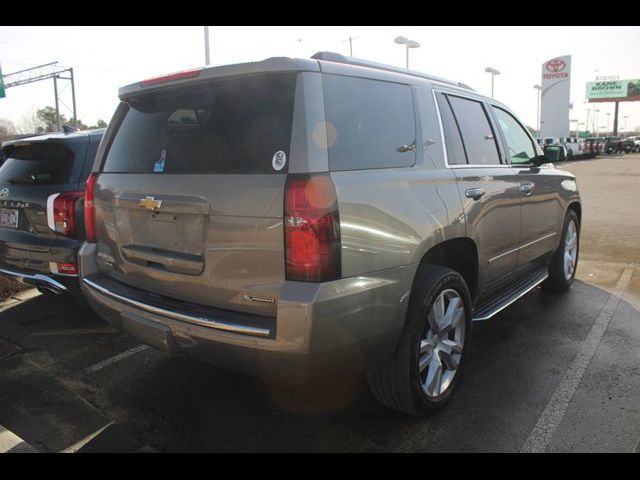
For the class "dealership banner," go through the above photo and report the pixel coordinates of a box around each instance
[540,55,571,138]
[586,79,640,102]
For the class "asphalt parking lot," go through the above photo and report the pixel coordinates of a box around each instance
[0,153,639,453]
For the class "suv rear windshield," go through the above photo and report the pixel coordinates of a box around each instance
[102,73,298,174]
[0,142,76,185]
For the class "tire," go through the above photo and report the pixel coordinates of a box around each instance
[543,209,579,292]
[367,265,473,416]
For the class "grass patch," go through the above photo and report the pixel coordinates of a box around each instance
[0,277,29,299]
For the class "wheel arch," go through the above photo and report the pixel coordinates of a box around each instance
[568,201,581,226]
[417,237,479,300]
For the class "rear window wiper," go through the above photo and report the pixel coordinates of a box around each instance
[7,176,35,185]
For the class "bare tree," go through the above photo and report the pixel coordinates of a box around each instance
[16,108,44,135]
[0,118,17,141]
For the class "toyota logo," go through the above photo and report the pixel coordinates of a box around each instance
[546,59,566,73]
[0,188,9,199]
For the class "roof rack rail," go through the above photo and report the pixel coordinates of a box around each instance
[311,51,474,91]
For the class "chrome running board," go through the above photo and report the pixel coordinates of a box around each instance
[472,269,549,321]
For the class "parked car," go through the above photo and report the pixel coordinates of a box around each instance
[78,53,581,416]
[622,137,637,153]
[0,129,105,302]
[601,136,623,154]
[583,137,603,157]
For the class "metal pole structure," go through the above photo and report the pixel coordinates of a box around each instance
[585,109,590,137]
[349,36,353,56]
[53,75,61,131]
[70,68,77,128]
[406,45,409,69]
[613,102,619,136]
[606,112,610,136]
[533,84,542,137]
[204,26,210,66]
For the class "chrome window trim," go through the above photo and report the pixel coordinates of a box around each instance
[432,88,513,169]
[82,277,273,338]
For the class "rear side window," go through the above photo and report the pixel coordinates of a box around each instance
[0,142,76,185]
[323,75,416,171]
[435,93,467,165]
[103,73,297,174]
[446,95,501,165]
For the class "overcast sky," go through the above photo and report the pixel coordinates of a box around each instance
[1,26,639,134]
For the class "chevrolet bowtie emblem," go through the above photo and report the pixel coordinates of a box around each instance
[139,196,163,210]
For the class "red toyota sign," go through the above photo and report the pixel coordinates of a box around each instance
[543,58,569,80]
[546,59,566,73]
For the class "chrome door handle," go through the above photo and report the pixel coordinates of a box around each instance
[521,183,534,195]
[465,188,486,200]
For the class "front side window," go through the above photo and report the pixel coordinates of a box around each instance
[447,95,501,165]
[323,75,416,171]
[492,107,537,165]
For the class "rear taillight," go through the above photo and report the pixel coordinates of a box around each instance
[140,68,201,87]
[284,174,341,282]
[47,190,84,237]
[84,173,98,242]
[49,262,79,275]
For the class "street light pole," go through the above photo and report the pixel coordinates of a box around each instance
[485,67,500,98]
[204,26,210,66]
[394,36,420,69]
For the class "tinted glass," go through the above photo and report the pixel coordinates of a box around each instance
[435,93,467,165]
[103,73,297,174]
[447,95,501,165]
[0,142,76,185]
[323,75,416,171]
[492,107,537,165]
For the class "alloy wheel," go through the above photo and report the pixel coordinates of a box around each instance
[418,289,466,398]
[564,220,578,280]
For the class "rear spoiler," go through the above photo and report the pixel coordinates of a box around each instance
[118,57,319,102]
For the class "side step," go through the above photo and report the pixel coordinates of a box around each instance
[472,268,549,321]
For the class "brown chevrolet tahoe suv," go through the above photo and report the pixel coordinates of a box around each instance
[79,52,581,416]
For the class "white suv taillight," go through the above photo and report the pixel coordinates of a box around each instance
[284,174,341,282]
[84,173,98,242]
[47,190,84,237]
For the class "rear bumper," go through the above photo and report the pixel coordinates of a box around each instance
[0,267,71,294]
[79,243,415,383]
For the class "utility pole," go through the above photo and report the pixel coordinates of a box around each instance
[53,75,61,131]
[204,26,211,65]
[342,35,358,56]
[70,68,77,128]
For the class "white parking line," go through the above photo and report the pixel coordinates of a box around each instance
[84,345,150,374]
[520,266,634,453]
[0,425,38,453]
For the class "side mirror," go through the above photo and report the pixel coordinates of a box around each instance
[543,145,565,163]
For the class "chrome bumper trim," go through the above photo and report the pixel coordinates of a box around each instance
[0,268,68,294]
[82,277,272,338]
